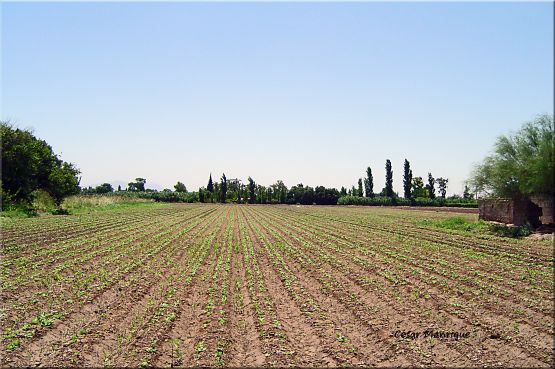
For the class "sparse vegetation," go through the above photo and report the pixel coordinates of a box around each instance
[1,204,552,367]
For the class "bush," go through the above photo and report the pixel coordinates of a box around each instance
[96,190,199,203]
[1,121,80,210]
[488,222,533,237]
[337,196,393,206]
[420,216,532,237]
[337,196,478,207]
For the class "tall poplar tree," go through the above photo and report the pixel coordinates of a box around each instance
[385,159,393,197]
[364,166,374,197]
[247,177,256,204]
[220,173,227,203]
[403,159,413,199]
[427,173,436,199]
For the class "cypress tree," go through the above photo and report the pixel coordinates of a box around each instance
[207,173,214,193]
[248,177,256,204]
[385,159,393,197]
[365,166,374,197]
[403,159,412,199]
[357,178,364,197]
[220,173,227,203]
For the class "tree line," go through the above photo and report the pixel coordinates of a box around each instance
[1,119,475,211]
[81,159,475,208]
[12,114,552,212]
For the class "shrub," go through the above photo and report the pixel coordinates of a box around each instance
[337,196,477,208]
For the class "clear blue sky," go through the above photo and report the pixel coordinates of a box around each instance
[2,1,553,194]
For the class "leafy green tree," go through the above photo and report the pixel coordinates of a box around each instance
[350,186,356,196]
[174,181,187,192]
[286,184,314,205]
[256,185,267,204]
[128,178,146,192]
[1,121,80,208]
[357,178,364,197]
[340,186,347,197]
[1,122,55,204]
[437,177,448,198]
[95,183,113,194]
[403,159,412,199]
[314,186,340,205]
[385,159,393,198]
[426,173,435,199]
[364,167,374,197]
[199,188,205,203]
[207,174,214,193]
[220,173,227,203]
[270,180,288,204]
[468,114,554,198]
[47,162,80,207]
[247,177,256,204]
[411,177,427,198]
[117,185,122,192]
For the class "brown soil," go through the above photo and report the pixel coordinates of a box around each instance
[2,204,552,368]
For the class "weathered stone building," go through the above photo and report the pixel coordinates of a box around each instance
[478,194,553,227]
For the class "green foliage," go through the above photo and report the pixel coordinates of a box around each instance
[128,178,146,192]
[385,159,393,198]
[426,173,435,199]
[412,197,477,208]
[207,174,214,193]
[357,178,364,197]
[82,183,113,195]
[247,177,256,204]
[340,186,347,197]
[411,177,427,198]
[314,186,340,205]
[270,180,288,204]
[286,183,314,205]
[141,190,198,203]
[468,114,554,198]
[220,174,227,203]
[32,189,56,213]
[364,167,374,197]
[47,162,79,207]
[488,222,533,238]
[419,216,488,232]
[174,181,187,193]
[338,195,477,208]
[403,159,412,199]
[1,121,80,210]
[61,194,155,214]
[436,177,448,198]
[96,183,114,194]
[338,195,394,206]
[420,216,531,237]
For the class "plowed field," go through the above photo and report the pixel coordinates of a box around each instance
[1,204,553,367]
